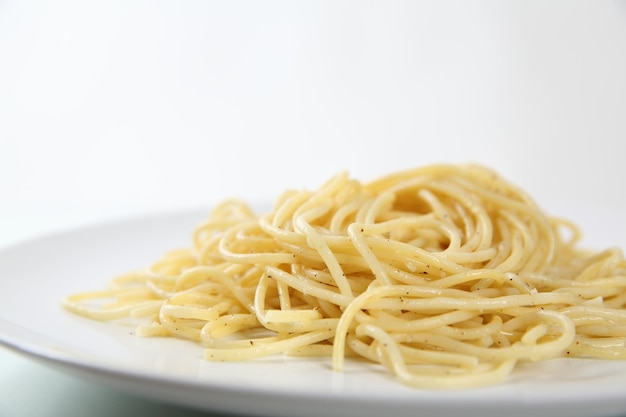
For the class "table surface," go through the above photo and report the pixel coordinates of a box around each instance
[0,346,235,417]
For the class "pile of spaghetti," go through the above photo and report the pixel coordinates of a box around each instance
[63,164,626,388]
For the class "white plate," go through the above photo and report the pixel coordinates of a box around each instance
[1,208,626,417]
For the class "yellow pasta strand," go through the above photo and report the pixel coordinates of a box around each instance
[62,163,626,389]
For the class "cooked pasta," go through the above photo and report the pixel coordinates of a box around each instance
[62,163,626,389]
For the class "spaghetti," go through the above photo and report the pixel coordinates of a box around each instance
[62,164,626,388]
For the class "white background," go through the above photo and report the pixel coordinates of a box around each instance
[2,0,626,241]
[1,1,626,416]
